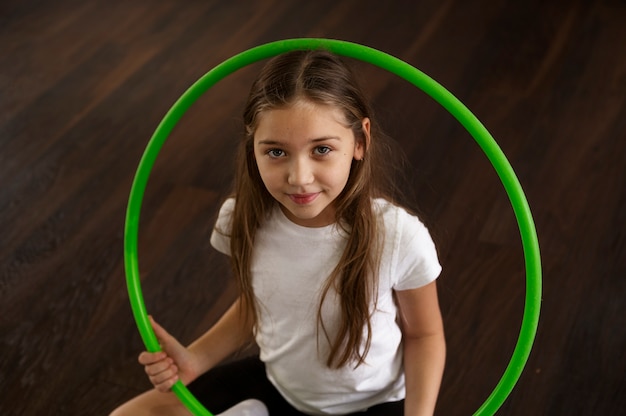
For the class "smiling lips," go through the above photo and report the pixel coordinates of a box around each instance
[288,193,320,205]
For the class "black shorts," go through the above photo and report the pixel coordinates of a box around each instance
[187,356,404,415]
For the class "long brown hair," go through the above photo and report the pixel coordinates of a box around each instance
[227,50,399,368]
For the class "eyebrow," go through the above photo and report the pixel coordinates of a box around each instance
[257,136,342,146]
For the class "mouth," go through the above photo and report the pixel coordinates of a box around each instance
[288,193,319,205]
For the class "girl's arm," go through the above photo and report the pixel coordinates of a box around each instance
[395,281,446,416]
[187,295,255,374]
[140,296,254,392]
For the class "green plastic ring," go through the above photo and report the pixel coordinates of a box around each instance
[124,38,542,416]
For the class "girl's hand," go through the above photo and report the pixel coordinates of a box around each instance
[138,316,199,392]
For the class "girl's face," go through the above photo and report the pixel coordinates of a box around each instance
[253,100,368,227]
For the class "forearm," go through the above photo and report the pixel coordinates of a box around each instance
[187,296,254,377]
[403,331,446,416]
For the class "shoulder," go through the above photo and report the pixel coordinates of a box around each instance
[218,197,236,216]
[214,197,236,232]
[373,198,441,289]
[210,197,236,255]
[373,198,428,234]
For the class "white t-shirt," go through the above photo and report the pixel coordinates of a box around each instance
[210,198,441,415]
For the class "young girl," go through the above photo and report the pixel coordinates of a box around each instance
[111,50,445,416]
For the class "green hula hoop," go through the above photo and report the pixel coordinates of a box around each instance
[124,38,542,416]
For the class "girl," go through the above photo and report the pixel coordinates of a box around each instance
[111,50,445,416]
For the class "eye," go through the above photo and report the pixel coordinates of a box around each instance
[314,146,332,156]
[267,149,285,158]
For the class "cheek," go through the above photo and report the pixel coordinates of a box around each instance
[255,160,281,188]
[324,160,353,187]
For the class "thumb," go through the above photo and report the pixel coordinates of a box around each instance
[148,315,174,347]
[148,316,188,371]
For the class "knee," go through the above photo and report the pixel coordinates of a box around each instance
[107,391,182,416]
[108,402,130,416]
[218,399,269,416]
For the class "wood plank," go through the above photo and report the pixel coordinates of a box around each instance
[1,0,624,414]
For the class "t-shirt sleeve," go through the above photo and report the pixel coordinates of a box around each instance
[210,198,235,256]
[391,208,442,291]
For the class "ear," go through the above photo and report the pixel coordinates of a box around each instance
[354,117,370,161]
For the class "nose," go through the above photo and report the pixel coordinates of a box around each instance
[287,157,314,186]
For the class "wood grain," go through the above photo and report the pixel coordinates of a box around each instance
[1,0,624,414]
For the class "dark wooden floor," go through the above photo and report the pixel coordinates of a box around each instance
[1,0,625,414]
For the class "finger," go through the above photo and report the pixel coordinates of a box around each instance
[138,351,168,365]
[144,358,178,388]
[145,357,177,377]
[150,367,179,392]
[148,316,170,342]
[147,362,177,380]
[149,316,184,357]
[154,374,179,393]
